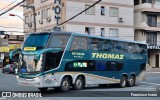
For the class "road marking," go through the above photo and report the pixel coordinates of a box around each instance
[140,82,160,86]
[147,72,160,74]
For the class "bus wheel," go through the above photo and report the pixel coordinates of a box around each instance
[60,77,70,92]
[120,76,127,88]
[73,76,84,90]
[38,87,48,92]
[128,75,135,87]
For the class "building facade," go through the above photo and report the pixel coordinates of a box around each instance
[134,0,160,68]
[23,0,134,40]
[0,34,24,67]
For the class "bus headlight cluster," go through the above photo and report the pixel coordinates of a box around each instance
[34,77,40,80]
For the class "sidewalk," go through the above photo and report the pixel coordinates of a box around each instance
[146,67,160,73]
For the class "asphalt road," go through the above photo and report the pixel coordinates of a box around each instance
[0,69,160,100]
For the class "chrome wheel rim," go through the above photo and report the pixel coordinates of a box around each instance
[76,79,82,88]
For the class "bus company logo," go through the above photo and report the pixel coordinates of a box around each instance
[92,53,124,59]
[2,92,11,97]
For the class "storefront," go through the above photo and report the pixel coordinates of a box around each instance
[148,46,160,68]
[0,44,21,67]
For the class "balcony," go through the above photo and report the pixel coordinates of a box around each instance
[147,22,160,27]
[135,3,160,13]
[135,22,160,31]
[147,40,160,49]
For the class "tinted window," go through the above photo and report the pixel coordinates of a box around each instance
[104,40,113,52]
[65,61,123,71]
[113,41,125,53]
[6,65,10,68]
[89,38,104,50]
[140,44,147,54]
[49,34,70,48]
[23,34,49,50]
[126,43,135,54]
[124,43,147,54]
[71,36,88,50]
[95,61,106,71]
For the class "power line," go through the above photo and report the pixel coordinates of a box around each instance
[0,0,17,12]
[54,0,102,28]
[0,0,25,16]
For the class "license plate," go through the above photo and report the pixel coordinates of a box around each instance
[22,82,30,86]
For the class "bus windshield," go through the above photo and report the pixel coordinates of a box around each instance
[23,34,50,50]
[48,34,71,49]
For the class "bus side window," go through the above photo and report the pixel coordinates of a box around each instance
[70,36,88,50]
[89,38,98,50]
[106,62,123,71]
[104,40,113,52]
[128,43,135,54]
[95,61,106,71]
[113,41,125,53]
[140,45,147,54]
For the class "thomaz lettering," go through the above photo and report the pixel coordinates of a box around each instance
[92,53,124,59]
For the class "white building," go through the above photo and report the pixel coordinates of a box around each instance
[134,0,160,68]
[23,0,134,40]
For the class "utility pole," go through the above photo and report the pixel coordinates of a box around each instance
[32,6,36,32]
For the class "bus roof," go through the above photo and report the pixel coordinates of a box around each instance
[30,31,147,45]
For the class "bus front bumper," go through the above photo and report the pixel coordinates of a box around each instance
[16,76,43,87]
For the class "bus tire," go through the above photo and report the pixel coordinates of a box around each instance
[128,75,135,87]
[73,76,84,90]
[38,87,48,92]
[119,76,127,88]
[60,77,70,92]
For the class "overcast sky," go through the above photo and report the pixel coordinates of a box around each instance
[0,0,23,35]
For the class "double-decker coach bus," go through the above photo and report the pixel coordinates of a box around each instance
[10,32,147,92]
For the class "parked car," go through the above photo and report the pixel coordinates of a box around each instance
[2,64,16,74]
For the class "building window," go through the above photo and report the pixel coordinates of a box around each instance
[147,32,157,46]
[30,14,33,23]
[85,27,95,35]
[134,0,140,5]
[85,4,95,15]
[142,0,153,3]
[101,6,105,15]
[147,14,157,27]
[101,28,105,37]
[46,8,51,18]
[25,16,29,24]
[109,7,119,17]
[109,28,119,38]
[41,10,46,19]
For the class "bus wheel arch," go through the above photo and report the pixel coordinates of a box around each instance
[59,75,72,92]
[73,75,85,90]
[120,74,128,88]
[128,74,136,87]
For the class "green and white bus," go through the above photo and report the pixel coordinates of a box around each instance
[10,32,147,92]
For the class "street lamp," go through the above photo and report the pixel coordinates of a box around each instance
[9,14,27,24]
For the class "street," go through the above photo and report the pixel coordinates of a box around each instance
[0,69,160,100]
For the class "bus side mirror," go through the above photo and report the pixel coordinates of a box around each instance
[9,49,21,60]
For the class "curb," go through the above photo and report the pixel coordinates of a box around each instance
[147,72,160,74]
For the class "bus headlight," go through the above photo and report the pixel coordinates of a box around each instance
[34,77,40,80]
[16,75,19,79]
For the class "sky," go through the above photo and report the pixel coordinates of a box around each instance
[0,0,23,35]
